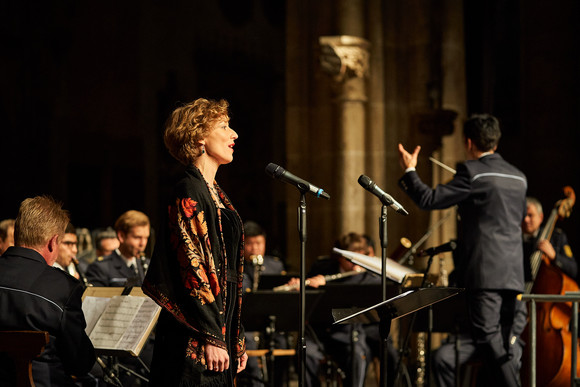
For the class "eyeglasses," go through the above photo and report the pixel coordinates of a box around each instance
[61,241,78,247]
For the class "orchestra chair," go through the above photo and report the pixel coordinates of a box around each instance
[459,359,484,387]
[0,330,49,387]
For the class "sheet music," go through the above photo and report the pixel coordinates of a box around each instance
[332,247,416,283]
[117,298,160,351]
[89,296,145,350]
[82,296,111,335]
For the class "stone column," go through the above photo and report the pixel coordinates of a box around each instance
[319,35,370,235]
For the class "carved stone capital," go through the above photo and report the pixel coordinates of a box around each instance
[319,35,370,83]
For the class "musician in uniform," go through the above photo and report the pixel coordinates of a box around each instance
[84,209,152,385]
[53,223,81,279]
[398,114,527,387]
[522,196,577,281]
[85,210,150,287]
[239,220,287,387]
[242,220,285,292]
[0,196,95,386]
[291,232,397,387]
[0,218,15,254]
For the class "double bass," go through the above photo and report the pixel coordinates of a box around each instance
[522,186,578,387]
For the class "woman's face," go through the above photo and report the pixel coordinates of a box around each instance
[202,117,238,165]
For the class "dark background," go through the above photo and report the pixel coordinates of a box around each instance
[2,0,579,260]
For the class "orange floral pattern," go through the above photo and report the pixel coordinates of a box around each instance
[143,165,246,373]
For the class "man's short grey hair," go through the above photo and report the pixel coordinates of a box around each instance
[526,197,543,215]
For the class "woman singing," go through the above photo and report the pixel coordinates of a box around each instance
[144,98,247,386]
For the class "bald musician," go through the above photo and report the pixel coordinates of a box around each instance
[398,114,527,387]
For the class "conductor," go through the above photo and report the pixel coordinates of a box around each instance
[397,114,527,387]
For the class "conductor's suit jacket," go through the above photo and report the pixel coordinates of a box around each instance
[399,153,527,292]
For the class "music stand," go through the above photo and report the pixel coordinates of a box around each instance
[332,287,463,386]
[257,274,297,291]
[307,282,398,326]
[243,290,324,332]
[242,290,324,385]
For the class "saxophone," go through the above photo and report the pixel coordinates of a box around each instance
[251,254,264,292]
[415,256,449,386]
[416,331,427,387]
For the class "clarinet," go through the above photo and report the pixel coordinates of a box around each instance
[72,257,92,288]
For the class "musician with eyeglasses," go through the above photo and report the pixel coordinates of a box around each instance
[522,196,577,281]
[53,222,82,281]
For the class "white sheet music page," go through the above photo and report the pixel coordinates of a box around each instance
[117,297,160,352]
[332,247,416,283]
[82,296,111,335]
[89,295,145,350]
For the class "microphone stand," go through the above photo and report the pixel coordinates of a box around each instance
[297,192,307,387]
[379,204,389,387]
[97,356,123,387]
[420,251,437,386]
[398,209,453,266]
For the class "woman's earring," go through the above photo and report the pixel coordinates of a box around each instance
[201,145,205,154]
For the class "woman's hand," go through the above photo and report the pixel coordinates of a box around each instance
[204,343,230,372]
[237,352,248,373]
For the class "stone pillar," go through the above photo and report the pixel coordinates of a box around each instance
[366,0,388,243]
[319,35,370,234]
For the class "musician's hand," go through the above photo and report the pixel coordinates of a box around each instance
[537,239,556,260]
[398,143,421,170]
[204,343,229,372]
[307,274,326,288]
[237,353,248,373]
[286,277,300,288]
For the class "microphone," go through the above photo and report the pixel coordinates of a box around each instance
[418,240,457,257]
[265,163,330,199]
[358,175,409,215]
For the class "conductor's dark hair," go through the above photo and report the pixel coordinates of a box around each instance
[463,114,501,152]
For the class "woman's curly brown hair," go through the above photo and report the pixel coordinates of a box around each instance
[164,98,230,165]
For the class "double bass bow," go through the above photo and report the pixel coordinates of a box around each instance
[523,186,578,387]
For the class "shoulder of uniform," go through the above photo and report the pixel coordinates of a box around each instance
[96,255,111,262]
[48,265,78,284]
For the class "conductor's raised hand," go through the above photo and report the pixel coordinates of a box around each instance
[398,143,421,170]
[205,343,230,372]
